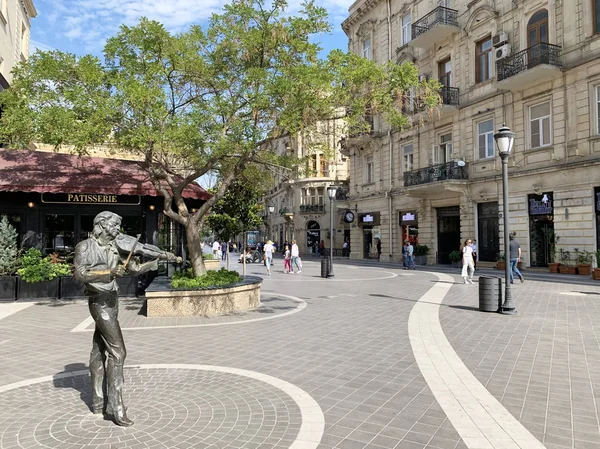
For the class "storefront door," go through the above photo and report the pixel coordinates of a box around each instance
[363,227,373,259]
[437,206,460,264]
[306,220,320,254]
[528,193,554,267]
[477,202,499,262]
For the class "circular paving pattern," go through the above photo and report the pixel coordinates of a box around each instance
[0,365,324,449]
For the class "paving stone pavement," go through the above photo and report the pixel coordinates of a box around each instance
[1,258,598,448]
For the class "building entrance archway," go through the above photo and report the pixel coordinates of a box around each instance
[306,220,320,254]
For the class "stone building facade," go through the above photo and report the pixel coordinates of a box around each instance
[0,0,36,90]
[263,120,351,256]
[341,0,600,266]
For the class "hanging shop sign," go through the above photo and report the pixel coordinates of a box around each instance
[528,192,553,216]
[400,210,418,226]
[41,192,141,205]
[358,212,380,226]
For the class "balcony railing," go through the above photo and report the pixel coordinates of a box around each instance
[299,204,325,214]
[404,161,468,187]
[411,6,459,41]
[440,86,459,106]
[497,43,562,82]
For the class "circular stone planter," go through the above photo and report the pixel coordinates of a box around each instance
[145,276,262,317]
[203,258,221,271]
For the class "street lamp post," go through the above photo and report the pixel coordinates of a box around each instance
[494,124,516,315]
[268,205,275,242]
[327,185,339,278]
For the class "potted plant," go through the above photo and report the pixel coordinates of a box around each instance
[17,248,71,299]
[558,249,577,275]
[202,253,221,271]
[545,229,560,272]
[449,250,461,268]
[414,244,429,266]
[593,250,600,280]
[0,216,20,301]
[574,248,593,276]
[496,253,505,270]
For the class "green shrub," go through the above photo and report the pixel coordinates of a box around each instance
[17,248,72,283]
[202,253,216,260]
[449,250,461,262]
[0,216,20,275]
[414,244,429,256]
[171,268,242,289]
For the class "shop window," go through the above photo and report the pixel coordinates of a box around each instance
[401,13,411,46]
[44,214,75,255]
[477,119,495,159]
[529,101,552,148]
[403,144,414,172]
[476,36,493,83]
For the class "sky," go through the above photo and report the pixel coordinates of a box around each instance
[30,0,353,58]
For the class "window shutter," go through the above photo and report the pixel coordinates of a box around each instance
[432,145,439,164]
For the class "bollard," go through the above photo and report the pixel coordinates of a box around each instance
[320,258,330,278]
[479,276,502,312]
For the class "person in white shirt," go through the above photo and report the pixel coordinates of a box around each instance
[291,240,301,273]
[461,238,475,284]
[263,240,275,276]
[406,241,414,269]
[212,241,220,257]
[469,239,478,270]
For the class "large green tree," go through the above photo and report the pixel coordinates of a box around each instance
[0,0,440,276]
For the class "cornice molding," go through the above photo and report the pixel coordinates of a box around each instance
[22,0,38,18]
[464,5,498,35]
[341,0,384,35]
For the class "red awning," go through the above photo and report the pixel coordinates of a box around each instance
[0,149,210,200]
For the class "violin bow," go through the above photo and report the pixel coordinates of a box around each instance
[123,234,142,270]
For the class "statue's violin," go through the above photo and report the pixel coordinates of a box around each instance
[115,233,180,262]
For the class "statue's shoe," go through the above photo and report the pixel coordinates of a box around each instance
[92,398,105,415]
[113,413,134,427]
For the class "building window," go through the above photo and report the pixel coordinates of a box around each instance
[362,38,371,59]
[476,36,493,83]
[477,119,495,159]
[401,13,412,46]
[595,0,600,34]
[529,102,551,148]
[365,155,374,183]
[434,133,452,164]
[403,144,414,172]
[596,85,600,134]
[317,187,324,205]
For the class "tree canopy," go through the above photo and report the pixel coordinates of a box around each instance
[0,0,441,275]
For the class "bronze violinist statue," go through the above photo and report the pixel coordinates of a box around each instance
[74,211,181,426]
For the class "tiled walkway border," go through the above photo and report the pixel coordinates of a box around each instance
[408,272,546,449]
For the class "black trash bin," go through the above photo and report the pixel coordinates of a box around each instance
[321,258,330,278]
[479,276,502,312]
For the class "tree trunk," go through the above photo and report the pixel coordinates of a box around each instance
[186,221,206,277]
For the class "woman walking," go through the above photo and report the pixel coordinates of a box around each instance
[283,245,292,274]
[263,240,274,276]
[461,239,475,284]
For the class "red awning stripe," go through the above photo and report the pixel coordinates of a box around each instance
[0,149,210,200]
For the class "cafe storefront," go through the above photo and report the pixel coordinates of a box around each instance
[596,187,600,252]
[358,212,380,259]
[399,210,419,246]
[528,192,554,267]
[0,150,209,259]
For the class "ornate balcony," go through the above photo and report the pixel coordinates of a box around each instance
[409,7,459,49]
[496,43,562,91]
[440,86,459,108]
[404,161,468,187]
[299,204,325,214]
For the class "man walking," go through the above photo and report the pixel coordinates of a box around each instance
[406,240,415,269]
[263,239,274,276]
[509,233,524,284]
[291,240,301,273]
[469,239,478,270]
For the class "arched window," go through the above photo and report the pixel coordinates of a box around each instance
[527,9,548,47]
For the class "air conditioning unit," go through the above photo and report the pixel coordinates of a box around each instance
[495,44,511,61]
[493,31,508,47]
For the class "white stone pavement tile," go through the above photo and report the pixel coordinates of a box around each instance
[408,271,547,449]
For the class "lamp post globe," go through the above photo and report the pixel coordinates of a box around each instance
[327,185,339,278]
[268,205,275,214]
[494,124,517,315]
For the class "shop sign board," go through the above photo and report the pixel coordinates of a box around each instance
[358,212,380,226]
[529,193,553,216]
[42,192,141,205]
[400,210,418,226]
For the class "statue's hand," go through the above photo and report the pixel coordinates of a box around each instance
[110,266,126,278]
[176,256,183,264]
